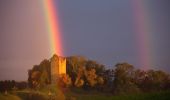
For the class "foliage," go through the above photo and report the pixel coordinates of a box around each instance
[0,80,27,92]
[28,59,51,88]
[113,63,140,94]
[26,54,170,95]
[58,74,72,88]
[84,68,97,87]
[0,80,16,92]
[74,78,84,88]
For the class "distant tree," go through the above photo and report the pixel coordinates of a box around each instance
[142,70,170,91]
[97,76,104,85]
[0,81,4,92]
[28,69,33,88]
[28,59,51,88]
[74,66,85,87]
[31,71,41,88]
[74,78,84,88]
[164,74,170,90]
[96,76,104,91]
[84,68,97,87]
[113,63,140,94]
[16,81,27,90]
[66,56,87,84]
[103,69,114,91]
[133,69,147,89]
[85,60,105,75]
[66,56,107,89]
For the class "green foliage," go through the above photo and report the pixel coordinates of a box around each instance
[58,74,72,88]
[28,59,51,88]
[84,69,97,87]
[142,70,170,91]
[113,62,170,94]
[74,78,84,88]
[26,54,170,95]
[85,60,105,75]
[66,56,87,74]
[113,63,140,94]
[97,76,104,85]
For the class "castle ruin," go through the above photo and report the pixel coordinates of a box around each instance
[50,54,66,84]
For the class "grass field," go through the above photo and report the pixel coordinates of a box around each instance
[72,91,170,100]
[0,87,170,100]
[66,88,170,100]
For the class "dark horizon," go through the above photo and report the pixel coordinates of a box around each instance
[0,0,170,81]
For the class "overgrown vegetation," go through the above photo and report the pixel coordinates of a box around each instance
[1,54,170,100]
[26,54,170,94]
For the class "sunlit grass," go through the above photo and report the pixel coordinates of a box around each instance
[1,88,170,100]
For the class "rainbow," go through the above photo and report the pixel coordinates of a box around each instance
[42,0,154,70]
[43,0,64,56]
[131,0,153,70]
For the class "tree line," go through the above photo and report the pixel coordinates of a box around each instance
[66,56,170,94]
[27,55,170,94]
[0,80,27,92]
[1,54,169,94]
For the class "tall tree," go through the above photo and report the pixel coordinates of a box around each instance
[113,63,140,94]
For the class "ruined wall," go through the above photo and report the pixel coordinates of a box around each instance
[50,55,66,84]
[58,57,66,75]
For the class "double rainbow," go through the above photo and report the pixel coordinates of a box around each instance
[42,0,154,70]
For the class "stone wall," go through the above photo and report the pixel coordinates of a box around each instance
[50,54,66,84]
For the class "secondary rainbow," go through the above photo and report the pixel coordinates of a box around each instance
[43,0,63,56]
[131,0,153,70]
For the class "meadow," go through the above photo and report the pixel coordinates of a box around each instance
[71,91,170,100]
[0,87,170,100]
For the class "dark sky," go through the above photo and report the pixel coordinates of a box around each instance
[0,0,170,81]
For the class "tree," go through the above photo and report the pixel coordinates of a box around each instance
[74,78,84,87]
[85,60,105,75]
[58,74,72,88]
[84,69,97,87]
[31,71,41,88]
[113,63,140,94]
[66,56,87,84]
[28,59,51,88]
[97,76,104,85]
[39,70,49,87]
[74,66,85,87]
[143,70,170,91]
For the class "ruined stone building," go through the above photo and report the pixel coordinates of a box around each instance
[50,54,66,83]
[28,54,66,85]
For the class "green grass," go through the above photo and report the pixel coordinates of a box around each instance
[38,84,66,100]
[16,85,65,100]
[1,87,170,100]
[67,90,170,100]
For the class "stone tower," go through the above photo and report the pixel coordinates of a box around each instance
[50,54,66,84]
